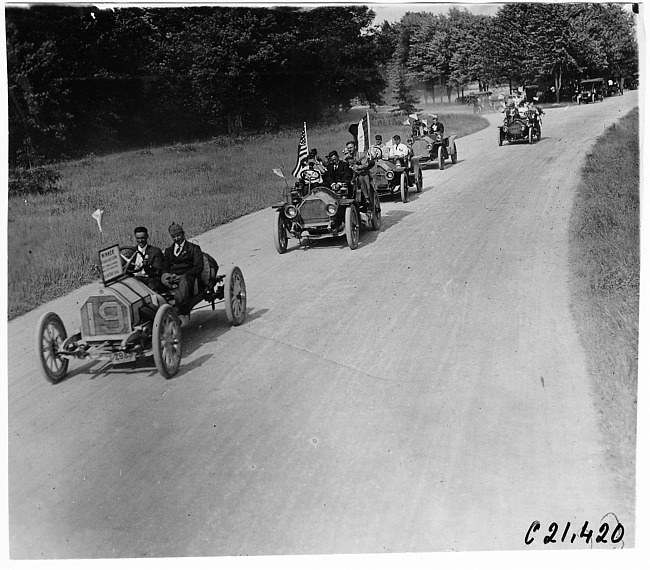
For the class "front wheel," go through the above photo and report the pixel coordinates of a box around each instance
[450,144,458,164]
[438,146,445,170]
[224,266,247,325]
[152,305,182,379]
[345,206,359,249]
[528,127,533,144]
[498,128,503,146]
[415,168,423,193]
[400,174,409,203]
[273,209,288,254]
[36,312,69,384]
[371,192,382,230]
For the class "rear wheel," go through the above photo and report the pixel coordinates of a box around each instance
[36,312,69,384]
[370,192,382,230]
[224,266,247,325]
[400,174,409,203]
[438,146,445,170]
[345,206,359,249]
[273,209,288,254]
[152,305,182,379]
[498,128,503,146]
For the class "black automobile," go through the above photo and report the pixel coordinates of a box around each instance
[272,169,381,253]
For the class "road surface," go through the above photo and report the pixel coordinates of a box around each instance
[8,92,638,558]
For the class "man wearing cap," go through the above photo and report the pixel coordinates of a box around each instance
[386,135,409,165]
[370,134,385,159]
[429,114,444,134]
[323,150,352,195]
[161,222,204,324]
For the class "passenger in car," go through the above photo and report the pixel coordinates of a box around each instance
[161,222,204,326]
[323,150,353,196]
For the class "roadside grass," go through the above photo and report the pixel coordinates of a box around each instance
[567,108,639,515]
[7,111,489,319]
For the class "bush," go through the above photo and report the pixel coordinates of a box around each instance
[8,165,62,196]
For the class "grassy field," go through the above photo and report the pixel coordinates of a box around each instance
[7,110,489,319]
[567,108,639,516]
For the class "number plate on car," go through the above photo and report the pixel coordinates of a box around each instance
[111,352,136,364]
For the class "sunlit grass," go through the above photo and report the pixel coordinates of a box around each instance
[568,107,639,512]
[7,111,490,318]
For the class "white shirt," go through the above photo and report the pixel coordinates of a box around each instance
[388,142,409,159]
[174,240,185,257]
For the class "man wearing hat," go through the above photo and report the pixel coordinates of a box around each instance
[429,114,444,135]
[371,134,385,160]
[323,150,352,195]
[161,222,204,324]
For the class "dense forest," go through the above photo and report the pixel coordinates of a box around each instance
[6,3,638,167]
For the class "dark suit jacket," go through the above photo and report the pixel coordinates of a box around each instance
[140,244,163,278]
[324,160,352,187]
[163,240,204,279]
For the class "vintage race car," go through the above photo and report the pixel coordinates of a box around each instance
[498,106,541,145]
[411,132,457,170]
[272,170,381,252]
[371,156,422,202]
[35,244,246,382]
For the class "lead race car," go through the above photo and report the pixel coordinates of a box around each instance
[35,243,246,382]
[272,163,381,252]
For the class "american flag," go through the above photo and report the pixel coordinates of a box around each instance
[291,123,309,178]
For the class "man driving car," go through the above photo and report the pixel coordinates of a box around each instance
[130,226,163,292]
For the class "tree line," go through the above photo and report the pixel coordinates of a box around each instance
[6,3,638,167]
[389,3,637,109]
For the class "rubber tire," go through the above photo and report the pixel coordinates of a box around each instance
[371,192,382,230]
[536,125,542,141]
[152,304,182,379]
[400,174,409,203]
[415,169,423,192]
[36,312,69,384]
[438,146,445,170]
[498,128,503,146]
[273,209,288,254]
[345,207,359,250]
[451,144,458,164]
[224,266,247,325]
[528,127,533,144]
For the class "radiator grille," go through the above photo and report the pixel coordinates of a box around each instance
[300,199,329,224]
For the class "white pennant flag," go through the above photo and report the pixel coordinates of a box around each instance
[92,208,104,232]
[272,168,285,179]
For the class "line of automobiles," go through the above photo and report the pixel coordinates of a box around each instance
[36,117,468,383]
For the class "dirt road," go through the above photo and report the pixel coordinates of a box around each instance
[8,92,638,557]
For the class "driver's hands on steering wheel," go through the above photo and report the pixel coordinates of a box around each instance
[161,273,179,288]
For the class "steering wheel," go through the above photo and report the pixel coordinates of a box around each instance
[120,247,143,274]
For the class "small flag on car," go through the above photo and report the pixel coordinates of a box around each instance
[92,208,104,232]
[409,113,419,121]
[291,123,309,178]
[403,118,411,126]
[272,168,285,178]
